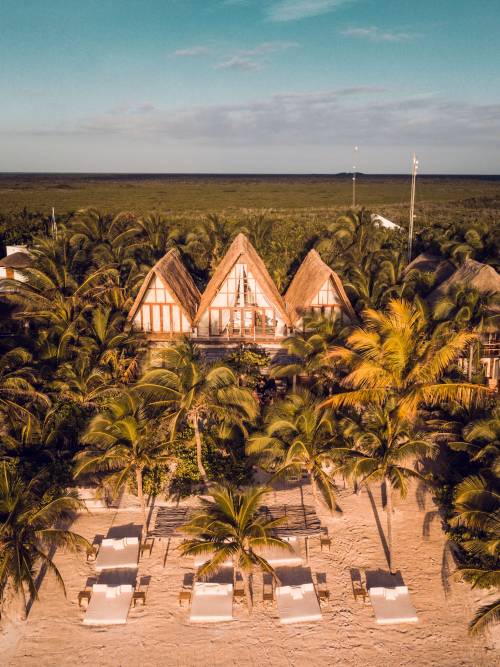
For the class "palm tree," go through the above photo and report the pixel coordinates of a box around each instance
[135,213,184,265]
[0,462,89,620]
[0,347,49,422]
[316,208,386,270]
[322,299,489,421]
[336,405,436,573]
[83,305,144,382]
[248,390,341,512]
[185,214,232,275]
[270,315,346,394]
[345,249,407,311]
[433,286,500,381]
[179,485,291,612]
[74,390,170,526]
[448,406,500,470]
[451,475,500,635]
[136,340,258,483]
[52,355,114,408]
[240,214,273,257]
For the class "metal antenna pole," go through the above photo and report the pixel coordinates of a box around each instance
[352,145,358,208]
[51,207,58,239]
[408,153,418,262]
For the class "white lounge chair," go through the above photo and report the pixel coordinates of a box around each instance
[256,537,303,566]
[369,586,418,625]
[275,582,322,624]
[83,584,133,625]
[94,537,139,571]
[189,582,234,623]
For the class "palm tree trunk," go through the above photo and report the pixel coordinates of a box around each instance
[135,467,147,528]
[385,479,395,574]
[310,472,319,507]
[192,416,208,483]
[468,343,474,381]
[240,569,253,613]
[19,585,28,621]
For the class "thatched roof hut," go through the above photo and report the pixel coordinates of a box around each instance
[404,252,455,286]
[128,248,200,325]
[430,258,500,300]
[193,233,291,327]
[284,249,356,324]
[0,251,32,269]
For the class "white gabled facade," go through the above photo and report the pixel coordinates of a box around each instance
[196,261,287,340]
[131,274,191,335]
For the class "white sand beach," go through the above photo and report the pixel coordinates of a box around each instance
[1,479,497,667]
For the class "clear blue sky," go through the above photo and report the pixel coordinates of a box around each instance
[1,0,499,173]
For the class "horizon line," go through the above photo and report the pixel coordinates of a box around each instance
[1,171,499,178]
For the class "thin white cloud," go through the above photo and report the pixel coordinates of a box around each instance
[342,26,417,42]
[215,56,263,71]
[267,0,351,22]
[173,45,213,57]
[239,41,300,56]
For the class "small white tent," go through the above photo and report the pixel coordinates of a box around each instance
[371,214,403,231]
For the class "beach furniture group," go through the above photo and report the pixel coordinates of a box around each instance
[77,502,419,629]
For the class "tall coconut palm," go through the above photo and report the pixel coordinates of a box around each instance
[451,475,500,635]
[0,462,89,620]
[248,390,341,512]
[74,391,170,525]
[179,485,291,612]
[136,341,258,483]
[322,299,489,420]
[336,405,436,573]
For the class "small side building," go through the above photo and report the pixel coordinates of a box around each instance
[0,245,31,284]
[284,249,356,330]
[128,248,201,343]
[430,258,500,389]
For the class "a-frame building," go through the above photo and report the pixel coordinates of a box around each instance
[284,249,356,329]
[193,233,292,351]
[128,248,200,339]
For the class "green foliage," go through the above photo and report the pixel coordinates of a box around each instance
[142,464,170,497]
[226,344,269,389]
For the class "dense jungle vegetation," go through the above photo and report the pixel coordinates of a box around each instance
[0,203,498,632]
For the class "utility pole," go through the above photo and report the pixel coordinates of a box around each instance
[352,145,358,208]
[51,207,58,239]
[408,153,418,262]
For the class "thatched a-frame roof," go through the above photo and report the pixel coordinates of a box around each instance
[430,258,500,300]
[0,251,32,269]
[193,233,291,326]
[284,249,356,324]
[128,248,201,323]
